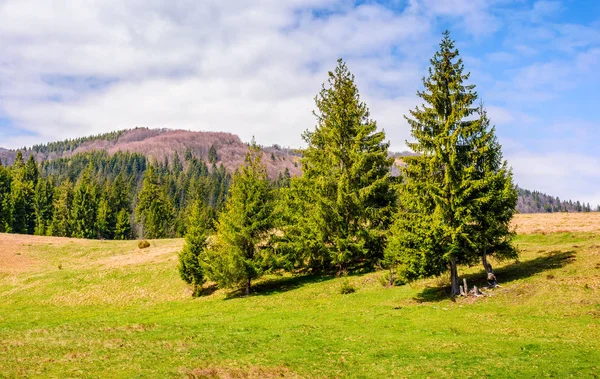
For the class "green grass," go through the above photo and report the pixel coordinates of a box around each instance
[1,232,600,378]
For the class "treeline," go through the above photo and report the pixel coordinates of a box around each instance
[517,187,596,213]
[178,32,517,297]
[31,129,127,155]
[0,149,237,239]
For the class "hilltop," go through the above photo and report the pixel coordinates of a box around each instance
[0,127,593,213]
[0,213,599,377]
[0,128,303,179]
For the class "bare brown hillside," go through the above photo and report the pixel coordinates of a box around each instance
[0,128,302,179]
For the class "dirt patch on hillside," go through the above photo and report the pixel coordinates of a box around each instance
[0,233,78,273]
[513,213,600,234]
[96,243,183,268]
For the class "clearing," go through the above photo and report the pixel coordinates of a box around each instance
[1,213,599,378]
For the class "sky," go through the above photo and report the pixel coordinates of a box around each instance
[0,0,599,205]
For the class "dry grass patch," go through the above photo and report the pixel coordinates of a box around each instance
[512,213,600,234]
[184,366,299,379]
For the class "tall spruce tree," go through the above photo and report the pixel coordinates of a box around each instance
[34,176,54,236]
[385,31,517,296]
[206,141,275,295]
[114,208,132,240]
[0,162,11,232]
[49,179,74,237]
[114,208,133,240]
[71,164,99,239]
[289,59,394,271]
[9,152,36,234]
[135,165,174,239]
[178,199,213,295]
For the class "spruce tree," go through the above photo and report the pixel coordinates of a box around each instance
[114,208,132,240]
[289,59,394,271]
[0,162,11,232]
[386,31,517,296]
[96,196,112,239]
[206,141,275,295]
[49,179,74,237]
[71,164,99,239]
[135,165,174,239]
[178,199,212,295]
[208,144,218,164]
[9,151,36,234]
[34,176,54,236]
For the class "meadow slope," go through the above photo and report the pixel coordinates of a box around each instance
[1,214,600,378]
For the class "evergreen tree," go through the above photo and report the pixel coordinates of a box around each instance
[96,196,112,239]
[288,59,394,271]
[24,155,39,184]
[49,179,74,237]
[0,162,11,232]
[208,144,218,164]
[205,142,275,295]
[468,108,518,286]
[71,165,99,238]
[386,31,517,296]
[114,208,132,240]
[34,176,54,235]
[178,199,213,295]
[173,151,183,176]
[135,165,174,239]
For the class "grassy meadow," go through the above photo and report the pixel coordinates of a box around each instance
[1,214,600,378]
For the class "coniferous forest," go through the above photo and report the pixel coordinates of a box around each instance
[0,32,590,296]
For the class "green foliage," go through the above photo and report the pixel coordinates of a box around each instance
[34,176,54,236]
[0,163,11,232]
[178,200,213,295]
[71,165,99,239]
[135,165,174,239]
[287,59,394,271]
[385,31,517,295]
[339,278,356,294]
[114,208,132,240]
[96,197,112,239]
[208,144,218,164]
[49,179,74,237]
[205,141,276,295]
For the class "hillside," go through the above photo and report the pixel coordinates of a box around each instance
[0,128,302,179]
[1,213,599,377]
[0,127,593,214]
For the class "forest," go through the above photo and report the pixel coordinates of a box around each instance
[0,32,576,297]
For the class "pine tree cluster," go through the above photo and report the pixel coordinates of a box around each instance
[0,149,231,239]
[1,32,588,297]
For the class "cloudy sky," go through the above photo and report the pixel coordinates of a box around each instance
[0,0,599,204]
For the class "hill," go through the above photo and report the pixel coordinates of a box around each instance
[1,213,599,377]
[0,128,302,179]
[0,127,594,214]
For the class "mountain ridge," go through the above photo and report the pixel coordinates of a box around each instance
[0,127,593,214]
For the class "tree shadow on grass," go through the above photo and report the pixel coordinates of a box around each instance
[413,250,577,303]
[224,274,335,300]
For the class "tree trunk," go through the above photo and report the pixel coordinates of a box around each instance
[482,248,498,287]
[450,256,460,297]
[245,278,251,296]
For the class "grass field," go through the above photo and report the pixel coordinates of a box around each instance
[1,213,600,378]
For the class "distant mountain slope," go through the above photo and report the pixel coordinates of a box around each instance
[517,187,596,213]
[0,128,302,179]
[0,128,594,214]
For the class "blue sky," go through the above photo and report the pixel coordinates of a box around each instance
[0,0,599,204]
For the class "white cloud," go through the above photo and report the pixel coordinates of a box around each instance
[1,0,599,205]
[508,152,600,207]
[0,0,448,149]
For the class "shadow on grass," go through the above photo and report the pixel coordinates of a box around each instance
[224,274,335,300]
[413,250,576,303]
